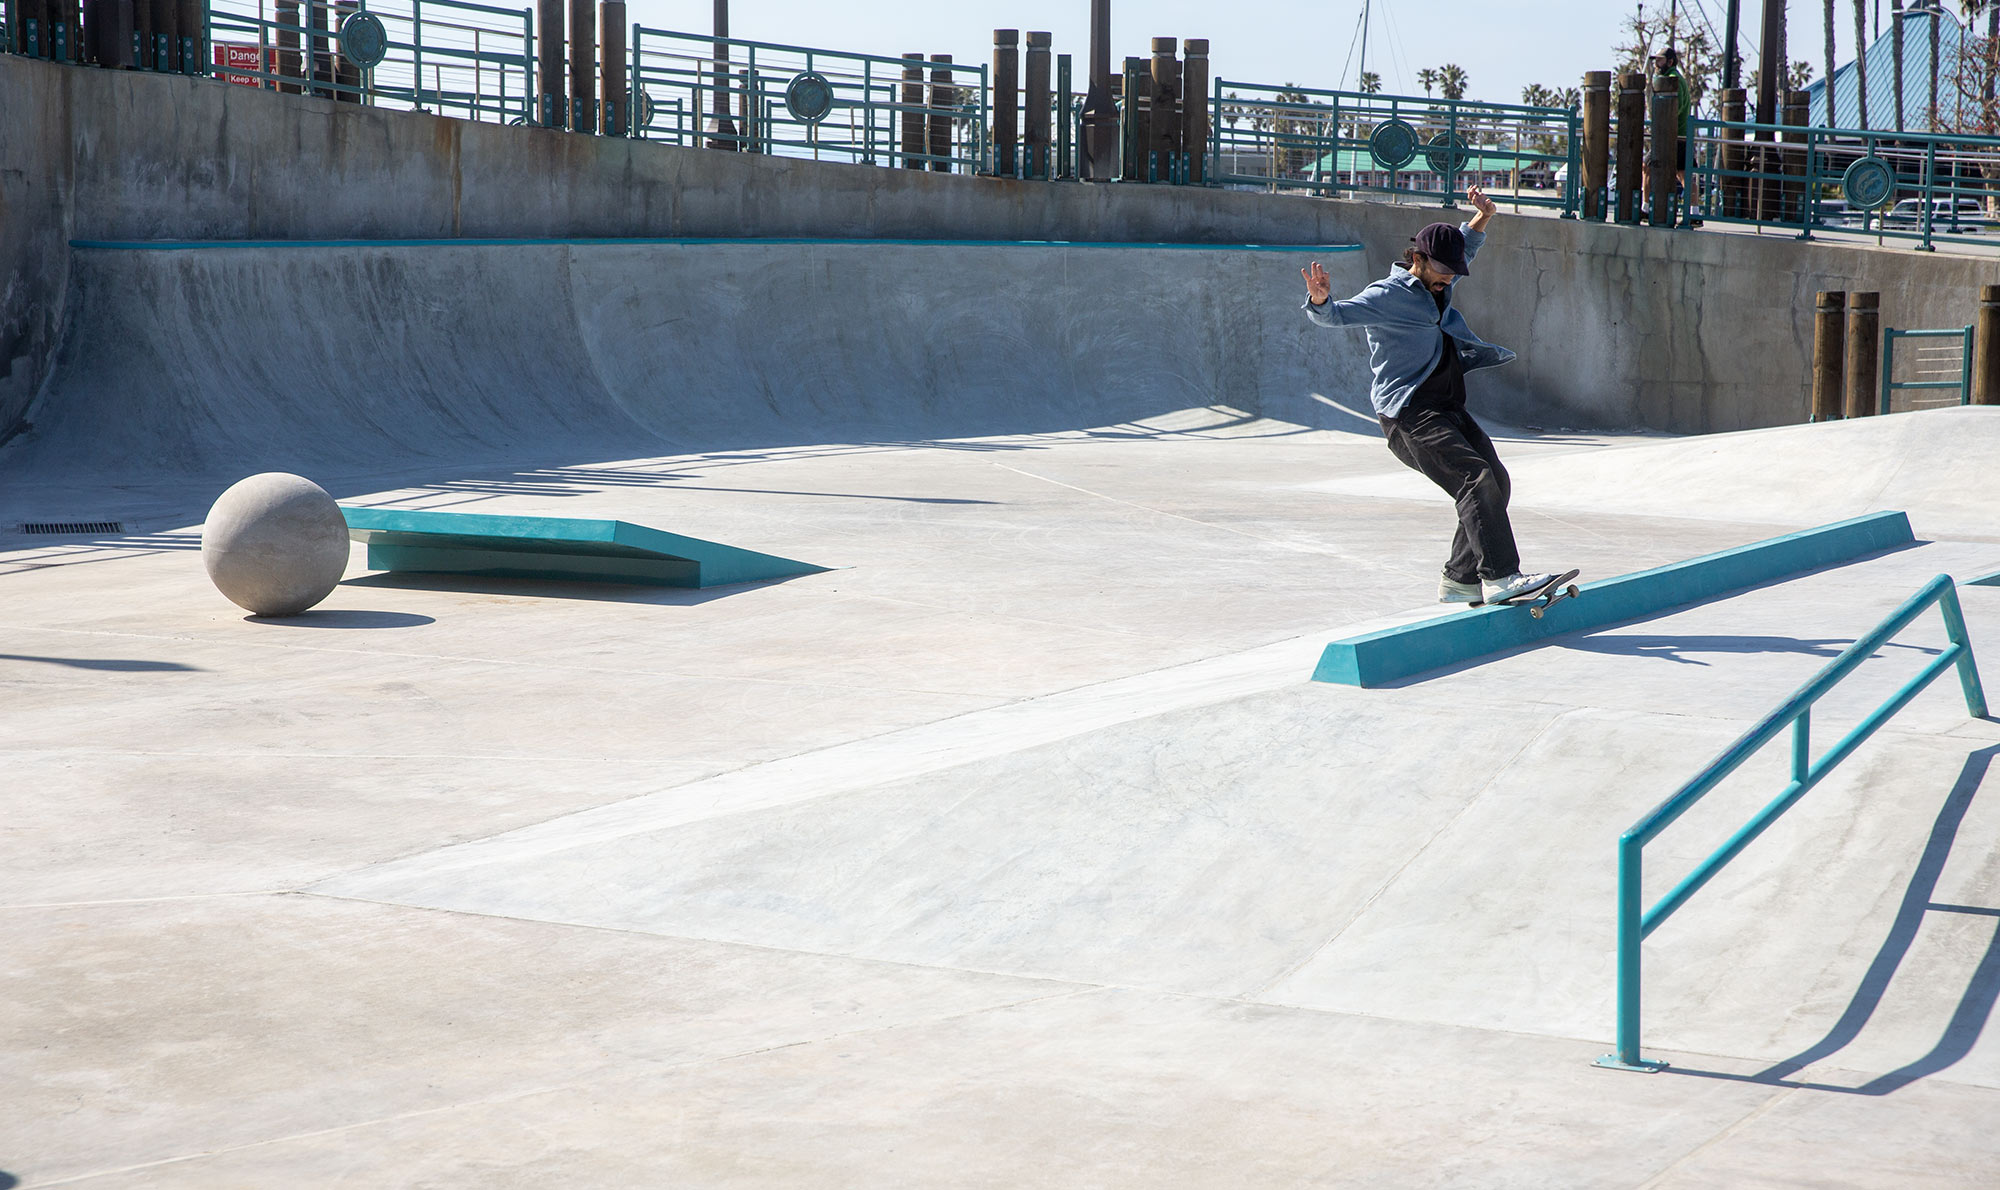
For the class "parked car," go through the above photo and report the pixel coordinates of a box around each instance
[1884,197,1993,233]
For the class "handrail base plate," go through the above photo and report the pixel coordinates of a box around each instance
[1592,1054,1670,1073]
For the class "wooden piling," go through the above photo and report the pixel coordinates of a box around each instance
[1845,292,1881,419]
[537,0,564,123]
[1780,89,1810,225]
[900,53,926,167]
[569,0,597,131]
[927,54,955,171]
[1614,72,1645,223]
[1182,38,1209,185]
[599,2,626,135]
[1813,291,1847,421]
[1023,31,1052,179]
[276,0,301,91]
[1718,88,1746,219]
[1150,37,1180,183]
[992,29,1019,176]
[1646,73,1678,226]
[1120,55,1146,180]
[1581,71,1610,220]
[1974,285,2000,406]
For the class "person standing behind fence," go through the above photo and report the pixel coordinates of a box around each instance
[1644,47,1695,220]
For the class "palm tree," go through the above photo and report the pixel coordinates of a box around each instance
[1359,71,1382,94]
[1826,0,1841,123]
[1417,67,1439,97]
[1855,0,1872,127]
[1440,64,1469,100]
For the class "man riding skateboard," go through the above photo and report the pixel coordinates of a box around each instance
[1301,187,1561,606]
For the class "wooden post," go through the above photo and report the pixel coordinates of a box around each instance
[1780,89,1809,226]
[149,0,172,70]
[992,29,1018,176]
[599,2,626,135]
[1023,31,1052,179]
[1845,292,1881,419]
[1615,72,1645,223]
[538,0,566,122]
[1718,88,1747,219]
[13,0,43,57]
[1182,38,1209,185]
[173,0,193,71]
[1121,55,1146,180]
[568,0,596,131]
[1055,52,1074,178]
[1974,285,2000,406]
[900,53,926,167]
[927,54,954,171]
[277,0,301,92]
[1813,291,1847,421]
[1078,0,1115,181]
[1581,71,1611,220]
[1150,37,1180,183]
[132,0,149,68]
[1647,73,1678,226]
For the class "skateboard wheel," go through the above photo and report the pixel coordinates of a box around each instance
[1530,606,1545,619]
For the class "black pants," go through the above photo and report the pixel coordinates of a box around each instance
[1380,403,1520,584]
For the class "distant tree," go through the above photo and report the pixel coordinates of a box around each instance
[1613,2,1720,117]
[1417,67,1439,97]
[1439,64,1468,99]
[1359,71,1382,94]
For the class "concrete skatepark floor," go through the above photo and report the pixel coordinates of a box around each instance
[5,236,2000,1185]
[6,408,2000,1187]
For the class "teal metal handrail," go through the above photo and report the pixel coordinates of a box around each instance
[1596,574,1987,1071]
[1880,326,1975,414]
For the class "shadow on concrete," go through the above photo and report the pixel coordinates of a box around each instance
[0,653,202,672]
[1659,744,2000,1096]
[243,609,437,629]
[340,573,791,605]
[0,1169,17,1188]
[1559,635,1943,667]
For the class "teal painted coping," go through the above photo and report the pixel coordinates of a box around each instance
[340,507,830,589]
[73,237,1363,253]
[1970,570,2000,587]
[1312,511,1918,688]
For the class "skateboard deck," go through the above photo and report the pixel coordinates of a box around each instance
[1469,569,1581,618]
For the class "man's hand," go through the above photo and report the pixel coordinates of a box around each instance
[1302,261,1331,306]
[1466,185,1498,232]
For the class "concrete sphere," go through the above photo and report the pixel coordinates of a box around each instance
[202,473,350,616]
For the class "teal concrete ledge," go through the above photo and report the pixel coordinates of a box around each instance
[1968,570,2000,587]
[73,237,1364,253]
[341,508,830,588]
[1313,511,1918,688]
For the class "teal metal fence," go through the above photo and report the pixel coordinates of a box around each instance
[628,26,986,172]
[1596,574,1987,1072]
[1209,80,1579,215]
[1689,118,2000,249]
[1881,326,1975,413]
[203,0,534,123]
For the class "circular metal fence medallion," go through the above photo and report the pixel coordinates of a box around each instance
[635,87,656,129]
[336,10,387,70]
[1423,131,1470,177]
[1367,119,1419,171]
[785,71,835,123]
[1842,156,1897,211]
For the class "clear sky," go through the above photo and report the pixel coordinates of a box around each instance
[618,1,1935,109]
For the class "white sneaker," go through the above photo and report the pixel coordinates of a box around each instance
[1438,576,1482,603]
[1483,571,1559,604]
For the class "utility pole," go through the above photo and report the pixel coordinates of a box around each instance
[1756,0,1785,126]
[1722,0,1742,90]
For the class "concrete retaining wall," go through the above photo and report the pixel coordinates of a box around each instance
[4,52,1989,442]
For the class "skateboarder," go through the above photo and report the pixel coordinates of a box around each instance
[1300,187,1559,605]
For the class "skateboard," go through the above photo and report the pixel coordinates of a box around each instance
[1470,569,1581,619]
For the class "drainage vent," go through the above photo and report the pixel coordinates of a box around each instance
[22,522,126,536]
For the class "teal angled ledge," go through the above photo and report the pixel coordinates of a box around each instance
[340,508,831,589]
[1969,570,2000,587]
[1313,511,1918,688]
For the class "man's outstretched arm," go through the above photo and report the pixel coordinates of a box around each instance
[1465,185,1497,233]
